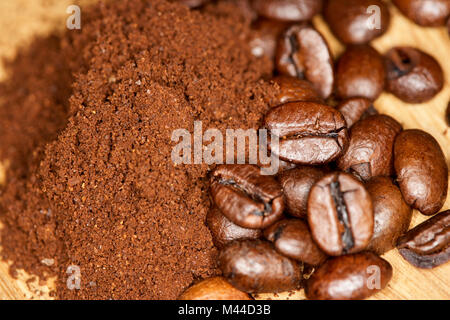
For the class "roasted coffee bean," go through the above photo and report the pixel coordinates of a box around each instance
[393,0,450,27]
[308,172,374,256]
[446,101,450,126]
[366,176,412,255]
[210,165,285,229]
[219,240,302,293]
[337,115,403,181]
[278,165,328,218]
[394,130,448,215]
[206,206,262,249]
[272,75,323,106]
[249,18,288,60]
[179,277,253,300]
[385,47,444,103]
[323,0,390,44]
[275,24,334,99]
[178,0,209,8]
[305,252,392,300]
[335,45,385,101]
[397,210,450,269]
[251,0,323,22]
[336,97,377,128]
[264,219,328,265]
[264,101,349,165]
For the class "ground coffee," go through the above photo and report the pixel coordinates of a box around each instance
[0,0,276,299]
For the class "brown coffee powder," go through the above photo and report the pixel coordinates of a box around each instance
[0,0,276,299]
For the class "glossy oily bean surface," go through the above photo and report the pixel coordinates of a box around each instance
[394,130,448,215]
[276,24,334,99]
[179,277,253,300]
[335,45,385,101]
[397,210,450,269]
[324,0,390,44]
[393,0,450,26]
[206,206,262,249]
[249,18,288,60]
[278,165,328,217]
[264,101,348,165]
[271,75,323,106]
[251,0,323,22]
[305,252,392,300]
[264,219,328,265]
[219,240,302,293]
[385,47,444,103]
[337,115,402,181]
[210,164,285,229]
[366,176,412,255]
[336,97,377,128]
[308,172,374,256]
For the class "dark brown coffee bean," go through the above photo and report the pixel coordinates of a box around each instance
[397,210,450,269]
[336,45,385,101]
[249,18,288,60]
[264,101,349,165]
[219,240,302,293]
[264,219,328,265]
[446,101,450,126]
[275,24,334,99]
[366,176,412,255]
[393,0,450,27]
[179,277,253,300]
[251,0,323,22]
[210,164,285,229]
[206,206,262,249]
[324,0,390,44]
[305,252,392,300]
[385,47,444,103]
[271,76,323,106]
[336,97,377,128]
[337,115,403,181]
[394,130,448,215]
[278,166,328,218]
[178,0,209,8]
[308,172,374,256]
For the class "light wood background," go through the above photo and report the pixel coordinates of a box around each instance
[0,0,449,300]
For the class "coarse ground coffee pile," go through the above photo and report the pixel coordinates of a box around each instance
[0,0,276,299]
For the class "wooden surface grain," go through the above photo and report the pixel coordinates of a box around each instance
[0,0,449,300]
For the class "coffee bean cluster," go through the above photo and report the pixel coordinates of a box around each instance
[178,0,450,300]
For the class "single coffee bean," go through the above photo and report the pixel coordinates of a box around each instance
[275,24,334,99]
[219,240,302,293]
[385,47,444,103]
[264,101,349,165]
[335,45,385,101]
[308,172,374,256]
[393,0,450,27]
[324,0,390,44]
[336,97,377,128]
[278,165,328,218]
[394,130,448,215]
[446,101,450,126]
[271,75,323,106]
[251,0,323,22]
[178,0,209,8]
[305,252,392,300]
[397,210,450,269]
[366,176,412,255]
[206,206,262,249]
[179,277,253,300]
[210,165,285,229]
[249,18,288,60]
[264,219,328,265]
[337,115,403,181]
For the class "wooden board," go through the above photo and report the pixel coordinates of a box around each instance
[0,0,449,300]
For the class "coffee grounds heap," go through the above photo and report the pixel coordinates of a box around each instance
[0,0,276,299]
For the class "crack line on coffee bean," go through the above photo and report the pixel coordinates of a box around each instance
[330,180,354,253]
[288,34,304,79]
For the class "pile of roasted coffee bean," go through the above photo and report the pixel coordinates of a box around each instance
[178,0,450,300]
